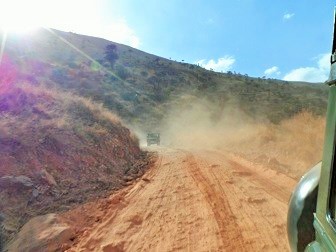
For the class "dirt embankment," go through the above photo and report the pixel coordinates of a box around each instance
[0,83,150,248]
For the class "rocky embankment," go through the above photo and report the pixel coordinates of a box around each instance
[0,84,150,250]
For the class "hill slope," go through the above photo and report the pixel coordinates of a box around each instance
[0,83,148,247]
[1,28,329,132]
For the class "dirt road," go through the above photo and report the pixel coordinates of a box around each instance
[68,147,297,252]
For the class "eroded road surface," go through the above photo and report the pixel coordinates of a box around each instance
[69,147,296,252]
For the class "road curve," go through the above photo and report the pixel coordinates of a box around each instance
[68,147,297,252]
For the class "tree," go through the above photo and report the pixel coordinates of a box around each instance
[104,44,118,67]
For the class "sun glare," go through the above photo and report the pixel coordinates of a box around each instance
[0,0,103,35]
[0,0,46,33]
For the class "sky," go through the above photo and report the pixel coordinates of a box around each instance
[0,0,335,82]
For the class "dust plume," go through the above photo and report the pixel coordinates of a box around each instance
[160,95,325,179]
[160,96,265,150]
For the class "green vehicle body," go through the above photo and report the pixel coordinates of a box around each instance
[304,86,336,252]
[146,133,160,146]
[288,8,336,252]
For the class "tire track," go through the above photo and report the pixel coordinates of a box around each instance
[226,158,290,203]
[184,153,246,251]
[196,150,291,251]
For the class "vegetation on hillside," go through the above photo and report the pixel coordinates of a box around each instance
[1,29,328,133]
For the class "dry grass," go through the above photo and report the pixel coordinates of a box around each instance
[212,111,325,179]
[18,83,121,125]
[162,98,325,179]
[0,82,140,161]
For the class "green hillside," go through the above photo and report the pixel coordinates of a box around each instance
[1,28,329,131]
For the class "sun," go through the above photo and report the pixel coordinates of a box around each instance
[0,0,103,35]
[0,0,48,33]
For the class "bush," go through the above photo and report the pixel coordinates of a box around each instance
[104,44,118,67]
[140,71,148,77]
[115,65,130,80]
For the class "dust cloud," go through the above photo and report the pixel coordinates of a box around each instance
[159,96,325,179]
[159,96,266,150]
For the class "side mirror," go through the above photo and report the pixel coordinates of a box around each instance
[287,163,321,252]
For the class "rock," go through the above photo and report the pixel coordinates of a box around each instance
[15,176,34,187]
[0,176,17,187]
[6,213,75,252]
[142,177,150,182]
[123,176,133,182]
[32,189,39,198]
[0,175,34,189]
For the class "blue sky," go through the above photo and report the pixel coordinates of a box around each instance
[98,0,334,82]
[1,0,334,82]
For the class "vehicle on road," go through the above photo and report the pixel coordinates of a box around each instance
[288,8,336,252]
[147,133,160,146]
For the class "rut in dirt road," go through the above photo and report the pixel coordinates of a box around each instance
[69,148,296,252]
[184,153,245,251]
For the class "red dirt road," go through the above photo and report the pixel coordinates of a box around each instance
[68,147,297,252]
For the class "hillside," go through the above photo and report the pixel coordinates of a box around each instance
[0,82,149,247]
[1,28,329,133]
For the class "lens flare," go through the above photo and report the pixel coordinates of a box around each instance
[0,55,17,92]
[0,0,43,33]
